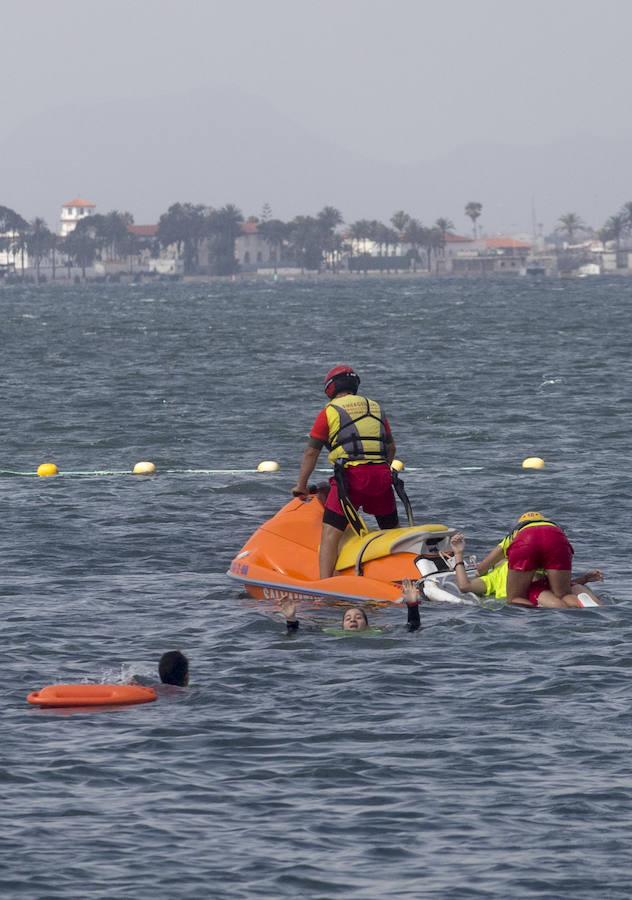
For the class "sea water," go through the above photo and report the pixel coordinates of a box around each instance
[2,276,631,899]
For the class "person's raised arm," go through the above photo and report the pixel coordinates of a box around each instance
[279,596,300,632]
[450,533,487,596]
[401,578,421,631]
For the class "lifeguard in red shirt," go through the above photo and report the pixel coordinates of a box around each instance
[292,366,398,578]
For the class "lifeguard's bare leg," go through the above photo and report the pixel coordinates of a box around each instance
[506,568,537,606]
[319,523,344,579]
[546,569,576,606]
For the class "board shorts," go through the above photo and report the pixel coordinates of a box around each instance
[526,579,550,607]
[323,462,398,531]
[507,524,574,572]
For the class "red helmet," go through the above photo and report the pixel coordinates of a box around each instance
[324,365,360,399]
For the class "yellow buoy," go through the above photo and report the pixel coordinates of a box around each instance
[133,461,156,475]
[37,462,58,477]
[522,457,546,469]
[257,460,280,472]
[391,459,405,472]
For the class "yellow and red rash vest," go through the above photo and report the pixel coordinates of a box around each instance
[481,562,509,598]
[324,394,389,466]
[498,519,559,555]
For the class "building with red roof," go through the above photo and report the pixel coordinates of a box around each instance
[60,197,96,236]
[127,224,159,238]
[484,237,532,251]
[448,235,533,275]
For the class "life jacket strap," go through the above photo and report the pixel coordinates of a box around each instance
[333,460,369,537]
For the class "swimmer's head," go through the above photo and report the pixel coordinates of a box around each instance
[517,511,545,524]
[159,650,189,686]
[342,607,369,631]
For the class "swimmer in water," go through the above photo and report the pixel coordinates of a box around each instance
[158,650,189,685]
[280,594,421,633]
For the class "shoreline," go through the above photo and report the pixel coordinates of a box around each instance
[3,267,632,287]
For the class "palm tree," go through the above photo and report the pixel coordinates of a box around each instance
[328,232,346,273]
[372,221,390,256]
[600,213,626,253]
[317,207,344,272]
[435,217,454,237]
[348,220,376,273]
[11,214,30,278]
[49,232,61,280]
[287,215,323,273]
[465,202,483,238]
[0,205,21,255]
[422,227,443,273]
[158,202,207,273]
[27,218,52,281]
[391,210,410,234]
[384,226,400,259]
[433,218,454,266]
[64,227,97,279]
[348,220,373,256]
[0,206,29,276]
[621,201,632,233]
[390,210,410,258]
[403,218,424,271]
[557,212,585,244]
[0,205,24,232]
[74,213,106,261]
[370,221,398,269]
[259,218,288,267]
[317,206,343,233]
[104,210,135,260]
[207,204,244,275]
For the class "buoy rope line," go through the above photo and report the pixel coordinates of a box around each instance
[1,465,487,478]
[0,467,283,477]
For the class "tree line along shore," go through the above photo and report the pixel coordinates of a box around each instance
[2,199,632,282]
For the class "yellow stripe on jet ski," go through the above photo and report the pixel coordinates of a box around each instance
[336,523,450,570]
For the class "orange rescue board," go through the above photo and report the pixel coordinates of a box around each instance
[27,684,157,708]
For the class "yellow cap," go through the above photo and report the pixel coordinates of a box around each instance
[391,459,405,471]
[518,511,545,524]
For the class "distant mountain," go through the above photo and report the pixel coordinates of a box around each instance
[2,86,630,234]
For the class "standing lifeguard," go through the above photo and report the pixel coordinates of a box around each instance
[292,365,399,578]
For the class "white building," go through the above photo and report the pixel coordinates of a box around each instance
[235,222,276,270]
[0,232,29,273]
[60,197,96,236]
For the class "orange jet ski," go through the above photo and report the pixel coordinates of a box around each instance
[227,488,460,605]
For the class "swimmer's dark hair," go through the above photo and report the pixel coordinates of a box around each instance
[159,650,189,686]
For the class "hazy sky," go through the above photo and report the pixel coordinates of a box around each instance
[4,0,632,164]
